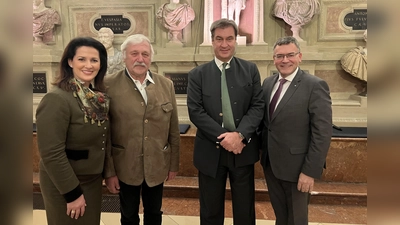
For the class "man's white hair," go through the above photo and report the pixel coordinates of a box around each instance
[120,34,154,61]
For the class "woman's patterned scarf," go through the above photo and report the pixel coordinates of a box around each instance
[69,78,109,126]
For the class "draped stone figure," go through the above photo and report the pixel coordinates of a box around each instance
[221,0,247,26]
[272,0,319,41]
[341,30,367,95]
[156,0,195,44]
[33,0,61,45]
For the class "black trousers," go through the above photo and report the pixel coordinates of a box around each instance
[118,180,164,225]
[264,165,310,225]
[198,149,255,225]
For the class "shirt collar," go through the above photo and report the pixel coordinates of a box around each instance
[214,57,233,70]
[279,67,299,82]
[126,69,155,85]
[145,71,155,84]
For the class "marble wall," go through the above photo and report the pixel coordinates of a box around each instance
[33,0,367,127]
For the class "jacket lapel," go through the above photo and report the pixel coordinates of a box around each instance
[270,69,303,121]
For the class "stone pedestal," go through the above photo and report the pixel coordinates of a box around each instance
[33,45,62,122]
[166,41,184,48]
[237,35,246,45]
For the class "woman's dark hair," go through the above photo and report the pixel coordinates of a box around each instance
[53,37,108,92]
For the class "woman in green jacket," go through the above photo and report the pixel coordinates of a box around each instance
[36,37,109,225]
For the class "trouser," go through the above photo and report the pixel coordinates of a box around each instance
[118,180,164,225]
[264,165,310,225]
[199,149,256,225]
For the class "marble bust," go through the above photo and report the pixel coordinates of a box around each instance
[272,0,319,41]
[221,0,247,26]
[341,30,367,95]
[97,27,124,75]
[33,0,61,45]
[156,0,195,44]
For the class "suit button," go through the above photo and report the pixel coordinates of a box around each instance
[102,141,105,144]
[141,102,144,106]
[144,119,148,123]
[103,134,105,137]
[101,148,104,150]
[216,146,220,149]
[104,127,107,130]
[235,119,239,121]
[144,137,148,140]
[233,102,237,104]
[219,113,223,116]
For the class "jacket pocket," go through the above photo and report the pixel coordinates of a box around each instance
[111,144,125,149]
[290,148,307,155]
[65,149,89,161]
[161,102,173,113]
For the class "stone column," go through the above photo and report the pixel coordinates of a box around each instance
[251,0,265,45]
[200,0,214,46]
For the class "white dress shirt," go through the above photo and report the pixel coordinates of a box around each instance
[126,70,155,104]
[270,67,299,111]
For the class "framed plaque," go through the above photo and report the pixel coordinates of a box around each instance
[165,73,188,94]
[33,73,47,93]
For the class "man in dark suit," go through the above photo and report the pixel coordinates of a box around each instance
[187,18,264,225]
[260,36,332,225]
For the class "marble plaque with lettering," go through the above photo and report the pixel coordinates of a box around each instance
[69,5,155,44]
[165,73,188,94]
[33,73,47,93]
[318,1,367,41]
[343,9,367,30]
[94,15,131,34]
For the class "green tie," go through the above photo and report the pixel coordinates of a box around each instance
[221,63,236,131]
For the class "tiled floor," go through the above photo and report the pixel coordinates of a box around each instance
[33,210,364,225]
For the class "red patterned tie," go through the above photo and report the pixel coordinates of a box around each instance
[269,79,287,119]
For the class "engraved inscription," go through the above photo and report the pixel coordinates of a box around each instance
[165,73,188,94]
[33,73,47,93]
[344,9,367,30]
[94,15,131,34]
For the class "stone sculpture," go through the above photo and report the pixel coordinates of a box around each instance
[221,0,247,26]
[341,30,367,95]
[33,0,61,45]
[156,0,195,44]
[272,0,319,41]
[97,27,124,75]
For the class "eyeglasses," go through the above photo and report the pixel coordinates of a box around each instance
[273,52,300,60]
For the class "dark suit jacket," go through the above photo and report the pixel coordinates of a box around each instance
[260,68,332,182]
[187,57,264,178]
